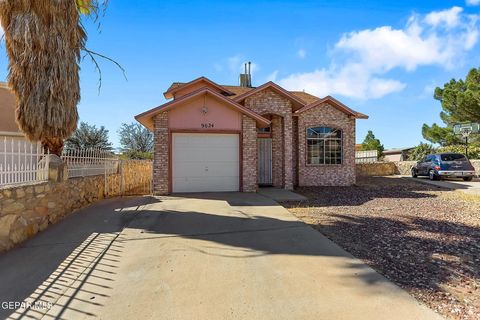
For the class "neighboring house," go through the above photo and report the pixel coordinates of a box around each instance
[136,73,368,194]
[0,82,21,138]
[0,82,41,167]
[384,147,414,162]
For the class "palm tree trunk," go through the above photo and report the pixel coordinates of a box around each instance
[42,137,64,157]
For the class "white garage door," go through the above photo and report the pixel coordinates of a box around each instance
[172,133,240,193]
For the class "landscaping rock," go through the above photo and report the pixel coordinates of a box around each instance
[287,176,480,320]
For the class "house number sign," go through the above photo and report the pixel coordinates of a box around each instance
[201,123,215,128]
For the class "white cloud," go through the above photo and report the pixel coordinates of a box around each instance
[297,49,306,59]
[466,0,480,6]
[424,6,463,28]
[421,83,437,99]
[280,67,406,100]
[266,70,279,82]
[217,54,259,76]
[227,55,242,73]
[277,7,480,100]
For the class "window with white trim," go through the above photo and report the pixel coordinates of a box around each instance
[306,127,342,165]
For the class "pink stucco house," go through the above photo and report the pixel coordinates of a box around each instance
[136,71,368,194]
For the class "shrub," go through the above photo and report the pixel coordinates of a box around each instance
[438,144,480,159]
[119,150,153,160]
[408,143,437,161]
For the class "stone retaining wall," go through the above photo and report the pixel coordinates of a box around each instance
[393,161,417,175]
[356,160,480,177]
[356,162,396,177]
[471,160,480,175]
[0,174,121,252]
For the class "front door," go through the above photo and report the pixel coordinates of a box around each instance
[257,138,272,185]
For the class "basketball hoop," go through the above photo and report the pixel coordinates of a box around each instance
[453,123,480,136]
[453,123,480,158]
[459,127,473,138]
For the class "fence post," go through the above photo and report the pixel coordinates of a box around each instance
[104,155,108,197]
[47,155,68,182]
[121,160,125,196]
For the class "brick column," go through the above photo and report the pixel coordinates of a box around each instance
[242,115,257,192]
[283,112,294,190]
[271,116,283,187]
[153,112,169,195]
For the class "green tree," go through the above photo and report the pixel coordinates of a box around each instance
[438,145,480,159]
[65,122,112,150]
[423,67,480,146]
[361,130,384,158]
[421,124,460,146]
[408,143,437,161]
[118,123,154,159]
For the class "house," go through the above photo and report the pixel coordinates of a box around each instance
[383,147,414,162]
[135,70,368,194]
[0,82,42,181]
[0,82,20,137]
[0,82,40,150]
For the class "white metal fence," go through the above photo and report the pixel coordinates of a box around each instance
[61,148,119,178]
[355,150,378,163]
[1,141,153,196]
[0,136,49,186]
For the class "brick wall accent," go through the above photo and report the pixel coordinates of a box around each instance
[297,103,356,186]
[283,112,294,190]
[292,116,298,185]
[242,115,257,192]
[153,112,169,195]
[244,88,293,190]
[271,116,283,187]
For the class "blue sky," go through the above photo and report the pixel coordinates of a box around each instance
[1,0,480,149]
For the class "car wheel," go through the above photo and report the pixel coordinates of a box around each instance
[429,170,438,181]
[463,176,473,181]
[411,168,418,178]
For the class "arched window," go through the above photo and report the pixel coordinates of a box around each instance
[306,127,342,165]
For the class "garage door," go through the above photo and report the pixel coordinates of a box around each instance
[172,133,240,193]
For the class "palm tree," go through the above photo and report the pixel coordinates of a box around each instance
[0,0,105,155]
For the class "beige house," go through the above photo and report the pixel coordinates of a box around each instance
[0,82,41,165]
[136,73,368,195]
[0,82,21,137]
[384,147,414,162]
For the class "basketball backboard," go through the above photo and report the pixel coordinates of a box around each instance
[453,123,480,136]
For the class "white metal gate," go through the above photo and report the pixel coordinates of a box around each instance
[257,138,272,185]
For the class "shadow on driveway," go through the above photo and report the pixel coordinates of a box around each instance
[0,192,443,320]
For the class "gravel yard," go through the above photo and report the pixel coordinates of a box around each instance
[285,176,480,320]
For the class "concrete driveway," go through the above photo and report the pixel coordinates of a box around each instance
[407,176,480,195]
[0,194,443,320]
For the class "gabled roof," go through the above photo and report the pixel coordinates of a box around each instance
[166,82,320,104]
[233,81,307,110]
[136,87,271,131]
[163,77,235,99]
[384,147,414,154]
[294,95,368,119]
[289,91,320,104]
